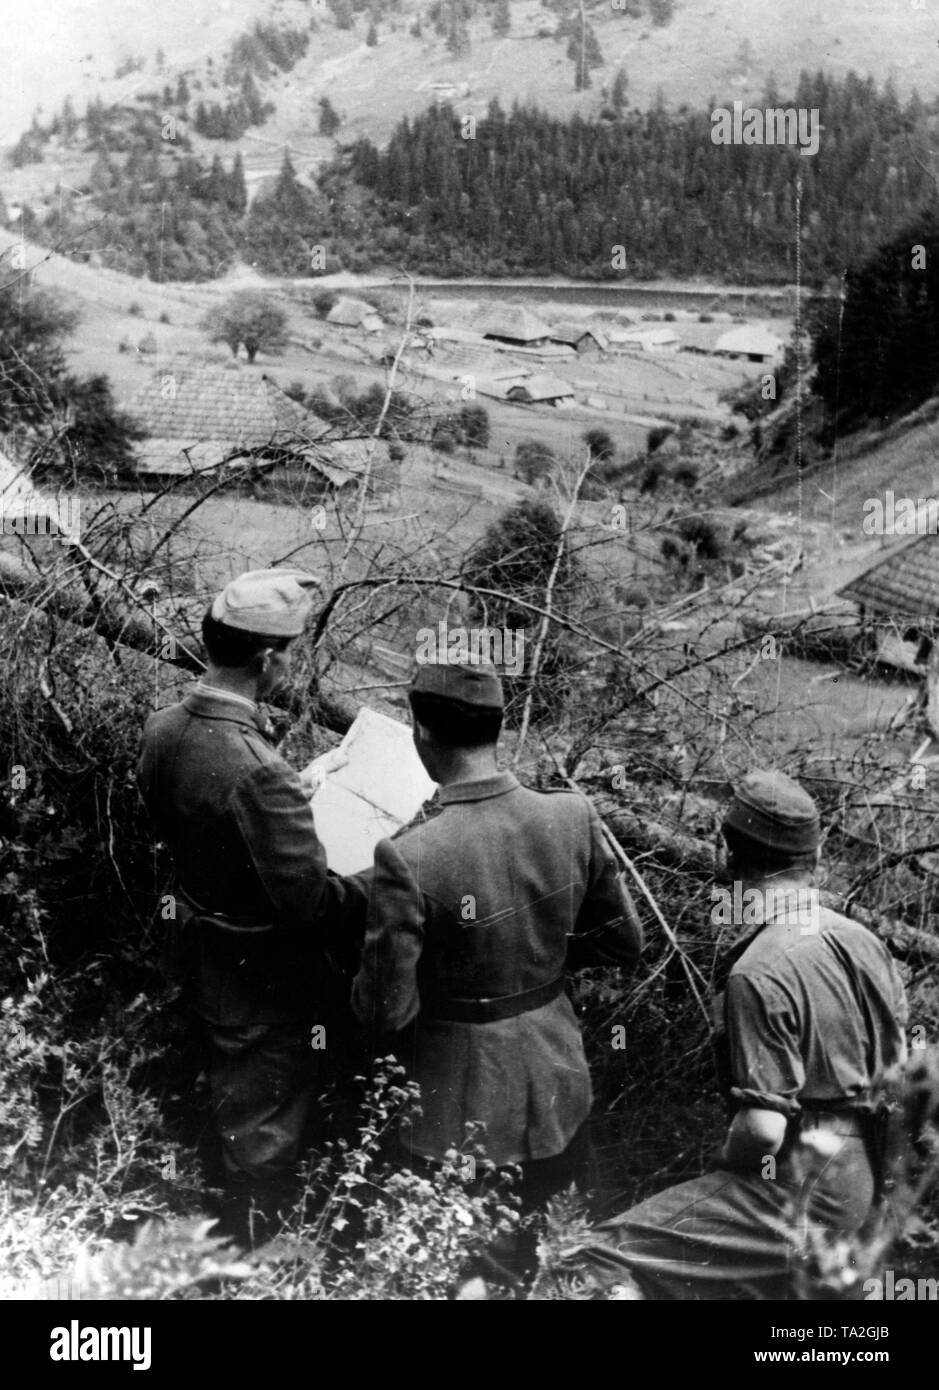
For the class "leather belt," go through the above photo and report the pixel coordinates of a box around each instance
[428,974,565,1024]
[177,885,275,935]
[799,1110,868,1139]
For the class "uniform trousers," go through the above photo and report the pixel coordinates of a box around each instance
[579,1132,875,1300]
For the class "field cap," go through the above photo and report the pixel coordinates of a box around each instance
[410,660,504,710]
[723,769,820,855]
[211,568,320,637]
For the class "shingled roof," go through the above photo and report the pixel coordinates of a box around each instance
[838,536,939,623]
[548,322,609,350]
[506,373,575,402]
[482,310,553,344]
[128,367,322,449]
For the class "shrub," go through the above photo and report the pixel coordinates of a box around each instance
[583,428,615,462]
[459,403,490,449]
[514,438,555,485]
[672,462,699,489]
[675,514,725,560]
[640,456,667,493]
[431,416,461,454]
[313,291,339,319]
[647,425,675,453]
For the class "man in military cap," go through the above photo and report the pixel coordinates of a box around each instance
[575,769,908,1299]
[352,658,643,1288]
[137,568,368,1243]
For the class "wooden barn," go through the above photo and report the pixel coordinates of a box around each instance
[548,322,609,354]
[505,373,575,406]
[838,535,939,676]
[482,310,554,349]
[126,366,330,486]
[326,297,384,333]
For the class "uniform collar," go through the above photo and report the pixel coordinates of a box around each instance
[183,685,272,737]
[196,681,257,713]
[438,771,519,804]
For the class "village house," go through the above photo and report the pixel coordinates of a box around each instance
[714,325,784,364]
[505,373,576,407]
[548,322,610,354]
[838,536,939,677]
[126,365,334,489]
[306,437,401,507]
[607,326,680,354]
[326,297,384,333]
[482,310,555,349]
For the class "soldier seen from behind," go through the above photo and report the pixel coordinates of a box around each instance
[352,659,644,1294]
[137,568,369,1247]
[572,770,909,1299]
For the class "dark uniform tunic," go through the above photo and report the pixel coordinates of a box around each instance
[580,903,908,1299]
[352,771,643,1168]
[137,685,367,1191]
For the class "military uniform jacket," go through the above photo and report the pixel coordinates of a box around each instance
[352,771,643,1165]
[137,686,366,1024]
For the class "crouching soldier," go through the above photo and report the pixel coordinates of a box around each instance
[352,660,643,1292]
[137,568,368,1245]
[574,770,908,1299]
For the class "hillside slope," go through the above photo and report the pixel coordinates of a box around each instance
[5,0,939,174]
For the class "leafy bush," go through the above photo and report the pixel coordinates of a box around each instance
[459,403,490,449]
[514,438,556,484]
[430,415,461,454]
[584,428,615,462]
[647,425,675,453]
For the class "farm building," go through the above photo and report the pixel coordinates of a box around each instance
[548,322,610,353]
[838,536,939,673]
[482,310,554,348]
[127,366,328,484]
[505,374,575,406]
[326,297,384,333]
[839,535,939,736]
[607,326,680,354]
[425,325,487,347]
[714,325,784,363]
[308,438,401,505]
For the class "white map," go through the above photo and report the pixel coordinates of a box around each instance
[303,707,437,874]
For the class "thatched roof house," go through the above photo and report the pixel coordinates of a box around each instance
[506,374,575,405]
[127,366,326,481]
[714,326,784,363]
[548,322,609,353]
[482,310,554,347]
[326,297,384,332]
[839,537,939,627]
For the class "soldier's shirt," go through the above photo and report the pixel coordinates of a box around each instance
[725,903,908,1117]
[352,771,643,1166]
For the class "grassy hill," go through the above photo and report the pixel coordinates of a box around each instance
[5,0,939,202]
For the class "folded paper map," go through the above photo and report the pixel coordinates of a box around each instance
[303,707,437,874]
